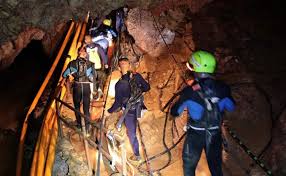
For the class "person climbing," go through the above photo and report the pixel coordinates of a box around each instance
[93,18,117,43]
[62,47,96,136]
[170,50,235,176]
[84,35,108,100]
[106,57,150,162]
[91,18,118,66]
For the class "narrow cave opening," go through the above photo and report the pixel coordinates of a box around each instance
[0,39,51,175]
[0,40,51,130]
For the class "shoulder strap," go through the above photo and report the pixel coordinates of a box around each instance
[196,82,222,129]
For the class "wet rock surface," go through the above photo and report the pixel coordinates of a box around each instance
[53,137,93,176]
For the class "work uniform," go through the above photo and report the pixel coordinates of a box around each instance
[108,72,150,157]
[171,77,235,176]
[62,57,95,130]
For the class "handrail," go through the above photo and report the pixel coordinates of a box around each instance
[55,97,127,175]
[54,97,124,143]
[29,22,83,176]
[16,21,75,176]
[77,11,89,48]
[25,13,133,175]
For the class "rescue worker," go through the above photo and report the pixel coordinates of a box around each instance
[106,57,150,161]
[93,19,117,43]
[62,47,95,135]
[84,35,108,100]
[170,50,235,176]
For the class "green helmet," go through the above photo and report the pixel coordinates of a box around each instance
[187,50,216,73]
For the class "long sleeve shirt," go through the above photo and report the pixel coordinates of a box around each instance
[108,72,150,113]
[170,78,235,127]
[62,57,95,82]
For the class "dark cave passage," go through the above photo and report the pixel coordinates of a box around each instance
[0,40,51,175]
[0,40,50,130]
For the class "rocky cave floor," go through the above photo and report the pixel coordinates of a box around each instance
[0,0,286,175]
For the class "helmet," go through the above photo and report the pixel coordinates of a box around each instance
[186,50,216,73]
[103,19,112,27]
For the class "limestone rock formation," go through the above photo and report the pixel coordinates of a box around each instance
[0,0,211,69]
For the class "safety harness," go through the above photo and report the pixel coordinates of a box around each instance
[185,82,222,136]
[116,72,144,129]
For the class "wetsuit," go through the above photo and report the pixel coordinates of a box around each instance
[62,57,95,130]
[171,77,235,176]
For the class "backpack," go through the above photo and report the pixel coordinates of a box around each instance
[196,83,222,129]
[87,44,102,69]
[77,59,87,78]
[128,72,143,103]
[119,72,143,108]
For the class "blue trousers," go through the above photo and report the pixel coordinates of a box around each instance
[183,128,223,176]
[124,110,140,156]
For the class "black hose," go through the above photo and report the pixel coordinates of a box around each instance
[137,81,274,175]
[138,105,186,173]
[229,82,274,159]
[137,122,153,175]
[96,34,121,176]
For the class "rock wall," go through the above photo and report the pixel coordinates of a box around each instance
[0,0,211,69]
[264,109,286,175]
[0,27,45,70]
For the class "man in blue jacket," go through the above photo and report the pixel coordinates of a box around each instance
[170,50,235,176]
[106,57,150,161]
[62,47,95,135]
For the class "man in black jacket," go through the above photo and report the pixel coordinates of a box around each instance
[106,57,150,161]
[170,50,235,176]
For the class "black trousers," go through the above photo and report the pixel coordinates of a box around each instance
[94,69,106,91]
[73,82,91,130]
[183,128,223,176]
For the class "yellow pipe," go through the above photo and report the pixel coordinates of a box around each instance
[30,104,56,175]
[16,21,75,176]
[29,21,85,176]
[31,110,56,176]
[44,115,58,176]
[44,86,67,176]
[31,79,67,176]
[28,13,89,175]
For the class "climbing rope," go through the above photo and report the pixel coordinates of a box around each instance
[223,123,273,175]
[137,122,153,175]
[151,14,187,81]
[149,19,276,173]
[96,30,122,176]
[137,105,185,174]
[153,81,274,175]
